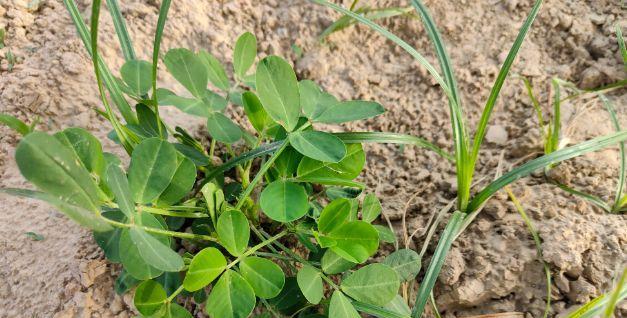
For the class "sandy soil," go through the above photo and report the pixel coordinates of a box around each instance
[0,0,626,317]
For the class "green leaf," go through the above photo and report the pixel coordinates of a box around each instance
[165,303,193,318]
[15,132,100,211]
[158,156,196,205]
[384,295,411,316]
[273,146,303,177]
[296,265,323,304]
[260,180,309,222]
[114,269,140,295]
[242,91,270,133]
[240,256,285,298]
[267,277,308,315]
[120,59,152,95]
[206,270,256,318]
[0,113,31,136]
[298,80,338,120]
[361,193,382,223]
[119,215,164,280]
[374,225,396,244]
[198,50,230,91]
[163,48,208,98]
[1,188,111,232]
[105,165,135,218]
[324,221,379,263]
[207,112,242,144]
[314,101,384,124]
[94,210,125,262]
[183,247,227,291]
[321,249,356,275]
[129,225,184,272]
[341,263,400,306]
[233,32,257,78]
[318,198,351,233]
[217,209,250,256]
[297,143,365,180]
[289,131,346,163]
[128,138,178,204]
[256,55,300,131]
[134,280,167,316]
[329,291,360,318]
[383,249,421,282]
[157,88,211,117]
[54,127,105,176]
[173,143,211,166]
[134,104,167,138]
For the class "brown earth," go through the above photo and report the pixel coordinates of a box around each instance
[0,0,626,317]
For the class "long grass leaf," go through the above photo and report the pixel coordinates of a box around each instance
[616,25,627,70]
[549,78,561,155]
[519,76,547,140]
[470,0,543,161]
[603,268,627,318]
[468,130,627,212]
[410,0,470,211]
[565,271,627,318]
[504,187,551,318]
[88,0,134,153]
[599,94,626,212]
[151,0,172,138]
[63,0,137,125]
[352,300,410,318]
[552,181,612,212]
[319,6,414,41]
[106,0,136,61]
[333,131,453,161]
[411,211,464,317]
[308,0,453,101]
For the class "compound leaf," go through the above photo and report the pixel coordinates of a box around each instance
[321,249,356,275]
[128,138,178,204]
[233,32,257,78]
[361,193,381,223]
[183,247,227,291]
[164,48,208,98]
[54,127,105,176]
[256,56,300,131]
[260,180,309,222]
[134,280,167,316]
[198,50,230,91]
[206,270,256,318]
[329,291,360,318]
[297,143,365,180]
[240,256,285,299]
[289,130,346,163]
[206,112,242,144]
[216,209,250,256]
[340,263,400,306]
[383,249,421,282]
[157,156,196,205]
[120,59,152,96]
[323,221,379,263]
[296,265,323,304]
[318,198,351,234]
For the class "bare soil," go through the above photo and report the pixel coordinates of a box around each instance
[0,0,625,317]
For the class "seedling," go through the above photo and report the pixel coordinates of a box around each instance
[520,74,627,213]
[5,48,16,72]
[312,0,627,316]
[1,0,449,317]
[0,27,5,49]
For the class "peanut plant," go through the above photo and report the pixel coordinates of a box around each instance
[2,0,627,317]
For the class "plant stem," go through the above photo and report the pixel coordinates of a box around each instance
[101,216,218,242]
[226,230,288,269]
[234,141,289,210]
[166,285,185,302]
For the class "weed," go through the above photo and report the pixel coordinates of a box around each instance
[311,0,627,316]
[0,27,5,49]
[5,48,16,72]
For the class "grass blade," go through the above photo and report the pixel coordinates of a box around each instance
[599,94,625,212]
[63,0,137,125]
[470,0,543,163]
[411,210,464,317]
[564,269,627,318]
[603,268,627,318]
[308,0,453,101]
[519,76,547,140]
[106,0,136,61]
[616,25,627,70]
[468,130,627,212]
[551,180,612,212]
[504,187,551,318]
[352,300,410,318]
[150,0,172,138]
[410,0,470,211]
[201,141,284,184]
[333,131,453,161]
[319,6,413,41]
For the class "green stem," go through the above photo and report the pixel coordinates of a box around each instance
[226,230,288,269]
[107,203,208,218]
[166,285,185,302]
[234,141,290,210]
[101,216,218,242]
